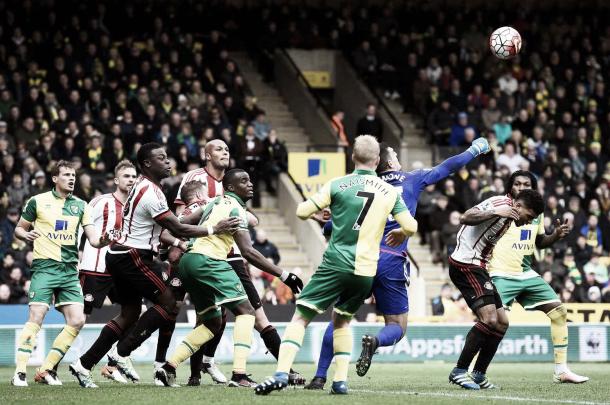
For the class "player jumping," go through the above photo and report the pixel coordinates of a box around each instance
[488,170,588,383]
[305,138,492,389]
[255,135,418,395]
[448,188,544,389]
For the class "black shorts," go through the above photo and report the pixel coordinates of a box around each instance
[448,258,502,311]
[229,256,262,310]
[79,271,116,315]
[106,247,167,306]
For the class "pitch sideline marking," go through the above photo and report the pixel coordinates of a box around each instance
[352,389,609,405]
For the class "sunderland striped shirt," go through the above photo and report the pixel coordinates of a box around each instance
[115,176,170,252]
[79,193,123,273]
[450,195,514,268]
[174,168,223,206]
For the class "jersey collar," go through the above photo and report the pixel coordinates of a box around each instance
[51,187,73,200]
[225,191,246,207]
[353,168,377,176]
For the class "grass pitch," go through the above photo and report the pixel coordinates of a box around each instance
[2,362,608,405]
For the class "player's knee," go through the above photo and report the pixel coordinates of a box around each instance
[203,316,223,335]
[547,304,567,322]
[68,313,86,330]
[481,313,499,329]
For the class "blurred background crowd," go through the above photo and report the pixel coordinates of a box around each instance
[0,1,608,310]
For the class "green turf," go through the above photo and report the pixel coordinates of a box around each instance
[2,362,608,404]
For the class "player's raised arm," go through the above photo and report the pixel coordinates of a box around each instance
[460,202,519,225]
[296,181,332,220]
[419,138,491,187]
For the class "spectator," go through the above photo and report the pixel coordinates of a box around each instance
[449,112,475,147]
[331,111,349,146]
[252,112,271,141]
[583,252,609,285]
[427,99,455,144]
[0,284,11,304]
[238,125,264,207]
[0,207,19,253]
[431,283,454,316]
[262,130,288,194]
[496,140,527,172]
[252,229,280,265]
[580,214,603,249]
[356,103,383,140]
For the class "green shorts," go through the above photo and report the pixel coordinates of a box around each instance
[297,264,374,319]
[179,252,248,320]
[29,259,83,308]
[492,275,560,310]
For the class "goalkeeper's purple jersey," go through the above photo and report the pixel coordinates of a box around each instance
[379,150,476,258]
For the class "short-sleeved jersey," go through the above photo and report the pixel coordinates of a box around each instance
[116,176,170,252]
[307,169,409,277]
[79,193,123,273]
[188,192,249,260]
[451,195,514,268]
[21,189,92,265]
[174,168,243,258]
[488,213,545,279]
[174,168,223,205]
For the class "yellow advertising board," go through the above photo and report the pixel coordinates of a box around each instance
[507,303,610,324]
[302,70,331,88]
[288,152,346,198]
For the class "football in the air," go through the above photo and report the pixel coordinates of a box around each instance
[489,26,522,59]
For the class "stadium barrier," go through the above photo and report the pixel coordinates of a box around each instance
[1,322,607,366]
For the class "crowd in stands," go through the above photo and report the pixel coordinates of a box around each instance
[1,1,609,309]
[0,1,290,304]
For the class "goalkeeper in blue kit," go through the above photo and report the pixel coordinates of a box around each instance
[305,138,492,389]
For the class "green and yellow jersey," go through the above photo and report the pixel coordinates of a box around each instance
[297,169,417,277]
[488,213,545,280]
[188,192,249,260]
[21,189,92,266]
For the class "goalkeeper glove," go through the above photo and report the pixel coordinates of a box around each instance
[467,138,491,157]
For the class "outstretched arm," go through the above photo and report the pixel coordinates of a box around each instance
[460,204,518,225]
[420,138,491,187]
[536,218,570,248]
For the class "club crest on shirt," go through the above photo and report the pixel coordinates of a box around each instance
[70,204,80,215]
[484,282,493,290]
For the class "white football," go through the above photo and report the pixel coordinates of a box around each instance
[489,26,522,60]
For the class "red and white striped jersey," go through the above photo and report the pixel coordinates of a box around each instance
[174,168,223,205]
[78,193,124,273]
[116,176,171,252]
[450,195,514,268]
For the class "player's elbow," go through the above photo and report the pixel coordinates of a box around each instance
[296,203,311,220]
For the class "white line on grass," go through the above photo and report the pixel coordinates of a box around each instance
[352,389,609,405]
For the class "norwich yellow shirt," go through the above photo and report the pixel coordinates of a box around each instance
[21,189,92,265]
[488,213,545,280]
[188,192,249,260]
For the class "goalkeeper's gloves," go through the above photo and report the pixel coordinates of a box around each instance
[467,138,491,157]
[280,271,304,294]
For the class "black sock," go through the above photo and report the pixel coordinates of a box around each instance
[201,310,227,358]
[473,325,506,374]
[456,322,489,370]
[191,311,227,377]
[155,319,176,363]
[260,325,281,360]
[81,320,123,370]
[117,305,171,357]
